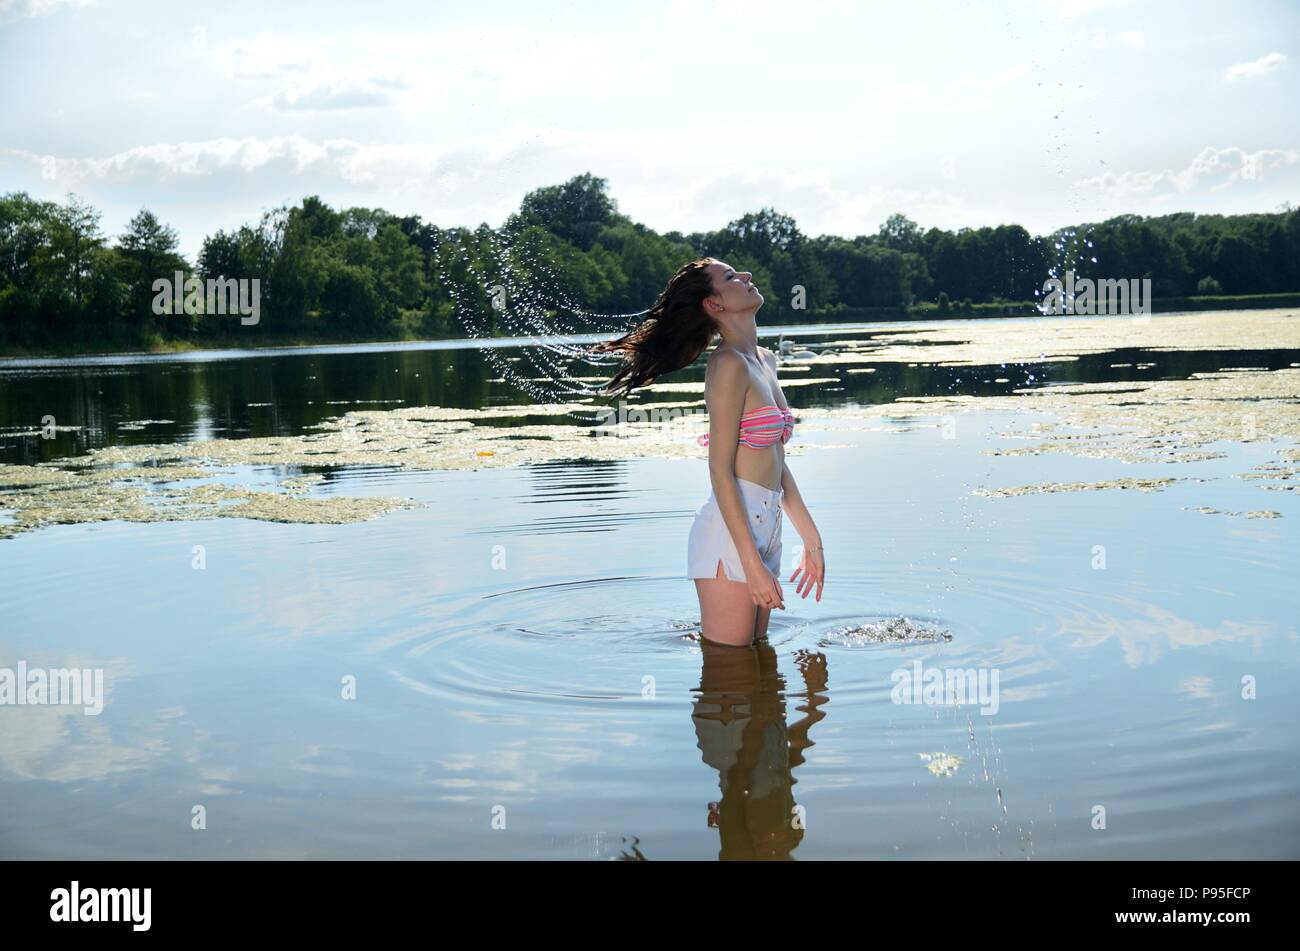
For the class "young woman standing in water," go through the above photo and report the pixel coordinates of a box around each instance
[592,258,826,646]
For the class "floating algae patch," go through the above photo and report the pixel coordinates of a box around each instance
[1238,464,1299,479]
[809,367,1300,491]
[279,473,327,492]
[0,461,415,540]
[164,483,414,525]
[973,369,1300,466]
[642,377,840,393]
[0,396,795,538]
[639,381,705,394]
[972,477,1179,499]
[1184,506,1282,519]
[858,309,1300,367]
[918,752,964,778]
[47,399,746,477]
[1236,463,1299,493]
[821,617,952,648]
[0,424,84,438]
[0,463,212,490]
[323,398,405,406]
[787,359,1299,506]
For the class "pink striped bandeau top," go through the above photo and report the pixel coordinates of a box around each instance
[697,405,796,449]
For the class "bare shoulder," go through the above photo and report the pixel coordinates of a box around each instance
[705,347,751,411]
[758,345,778,368]
[707,346,749,378]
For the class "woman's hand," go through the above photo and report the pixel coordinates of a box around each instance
[790,546,825,602]
[746,559,785,611]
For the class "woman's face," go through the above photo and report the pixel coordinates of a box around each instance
[707,261,763,315]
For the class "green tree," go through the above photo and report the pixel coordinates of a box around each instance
[198,229,244,280]
[117,208,187,329]
[507,173,619,251]
[47,193,104,308]
[722,207,801,256]
[877,213,923,254]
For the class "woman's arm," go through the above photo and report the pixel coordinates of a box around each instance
[780,464,826,601]
[778,464,821,550]
[756,346,824,600]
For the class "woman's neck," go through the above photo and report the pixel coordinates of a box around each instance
[716,320,759,355]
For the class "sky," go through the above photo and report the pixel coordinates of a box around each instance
[1,0,1297,260]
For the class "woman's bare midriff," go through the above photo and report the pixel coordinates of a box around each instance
[733,441,784,492]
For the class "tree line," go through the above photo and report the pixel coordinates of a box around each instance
[2,173,1297,352]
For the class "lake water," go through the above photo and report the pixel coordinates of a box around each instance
[2,311,1298,860]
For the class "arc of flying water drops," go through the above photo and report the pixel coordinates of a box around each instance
[441,281,554,408]
[463,234,630,402]
[484,227,651,326]
[479,228,648,367]
[445,278,596,411]
[442,228,665,425]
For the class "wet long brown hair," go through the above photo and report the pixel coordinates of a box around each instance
[588,257,721,398]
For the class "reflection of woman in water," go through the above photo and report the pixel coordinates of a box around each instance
[592,258,827,646]
[692,638,829,860]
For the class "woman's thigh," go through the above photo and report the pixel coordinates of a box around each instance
[694,559,767,646]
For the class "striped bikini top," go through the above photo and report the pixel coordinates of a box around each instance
[697,405,796,449]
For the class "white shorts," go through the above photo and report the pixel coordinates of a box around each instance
[686,477,783,583]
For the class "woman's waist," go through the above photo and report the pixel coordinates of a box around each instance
[730,460,784,494]
[703,474,785,504]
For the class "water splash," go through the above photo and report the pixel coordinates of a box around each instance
[821,616,952,648]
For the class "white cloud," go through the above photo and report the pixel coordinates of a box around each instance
[211,33,414,112]
[1223,52,1287,83]
[267,75,409,112]
[1118,30,1145,48]
[1075,146,1300,199]
[0,0,95,22]
[647,165,983,241]
[4,130,569,189]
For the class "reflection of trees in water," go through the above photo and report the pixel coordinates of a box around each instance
[692,638,829,861]
[0,346,496,467]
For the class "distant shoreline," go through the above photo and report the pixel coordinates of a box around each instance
[3,294,1298,362]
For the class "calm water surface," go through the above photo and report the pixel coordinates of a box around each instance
[1,316,1297,859]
